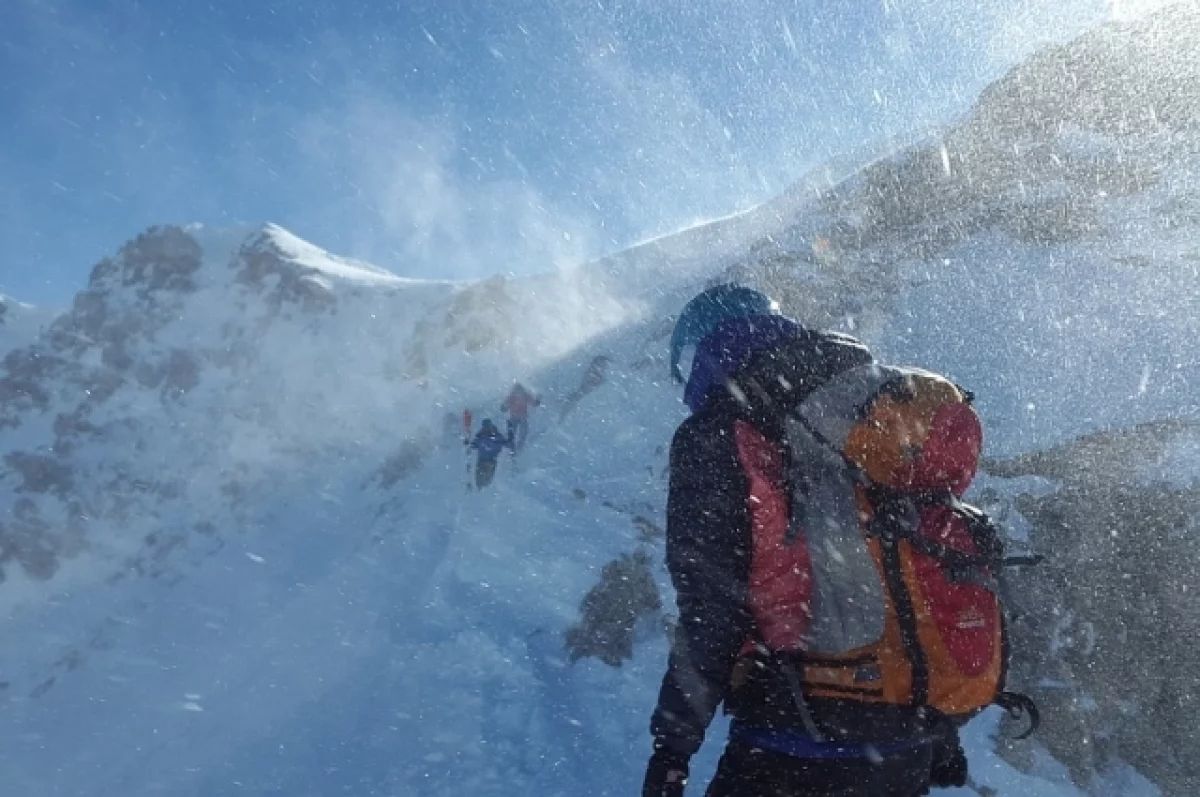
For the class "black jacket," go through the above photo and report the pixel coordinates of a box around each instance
[650,404,754,755]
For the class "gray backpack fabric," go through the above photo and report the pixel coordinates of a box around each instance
[782,364,938,656]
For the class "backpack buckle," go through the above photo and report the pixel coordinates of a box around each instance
[868,489,920,544]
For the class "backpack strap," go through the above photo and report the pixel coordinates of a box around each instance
[781,658,831,743]
[872,488,1042,739]
[994,691,1040,739]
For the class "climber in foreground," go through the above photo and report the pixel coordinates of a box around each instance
[644,285,1026,796]
[501,381,541,453]
[469,418,512,489]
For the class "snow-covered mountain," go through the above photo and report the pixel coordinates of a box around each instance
[2,5,1199,795]
[0,219,660,607]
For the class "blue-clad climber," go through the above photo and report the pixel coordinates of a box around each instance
[469,419,513,489]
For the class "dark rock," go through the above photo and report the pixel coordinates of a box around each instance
[5,452,75,495]
[989,420,1200,795]
[162,349,201,396]
[565,549,662,667]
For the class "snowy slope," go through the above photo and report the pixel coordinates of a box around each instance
[2,6,1199,796]
[0,295,1095,797]
[0,221,692,796]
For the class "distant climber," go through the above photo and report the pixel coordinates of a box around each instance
[469,419,512,489]
[501,382,541,453]
[559,355,611,421]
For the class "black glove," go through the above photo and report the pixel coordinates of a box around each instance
[642,741,690,797]
[929,742,968,789]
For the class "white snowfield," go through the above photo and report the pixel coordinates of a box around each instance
[254,223,430,287]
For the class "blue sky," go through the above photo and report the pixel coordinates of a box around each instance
[0,0,1134,303]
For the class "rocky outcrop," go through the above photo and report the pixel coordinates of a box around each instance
[959,5,1200,144]
[0,224,415,588]
[401,276,517,381]
[565,549,662,667]
[558,355,611,421]
[234,230,338,314]
[735,4,1200,333]
[987,420,1200,795]
[91,225,204,298]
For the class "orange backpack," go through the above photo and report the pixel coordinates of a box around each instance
[750,365,1036,731]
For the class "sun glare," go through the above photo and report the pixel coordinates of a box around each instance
[1110,0,1174,22]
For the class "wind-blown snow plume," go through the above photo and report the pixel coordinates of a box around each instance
[2,7,1200,796]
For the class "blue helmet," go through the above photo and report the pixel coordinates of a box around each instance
[669,285,778,383]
